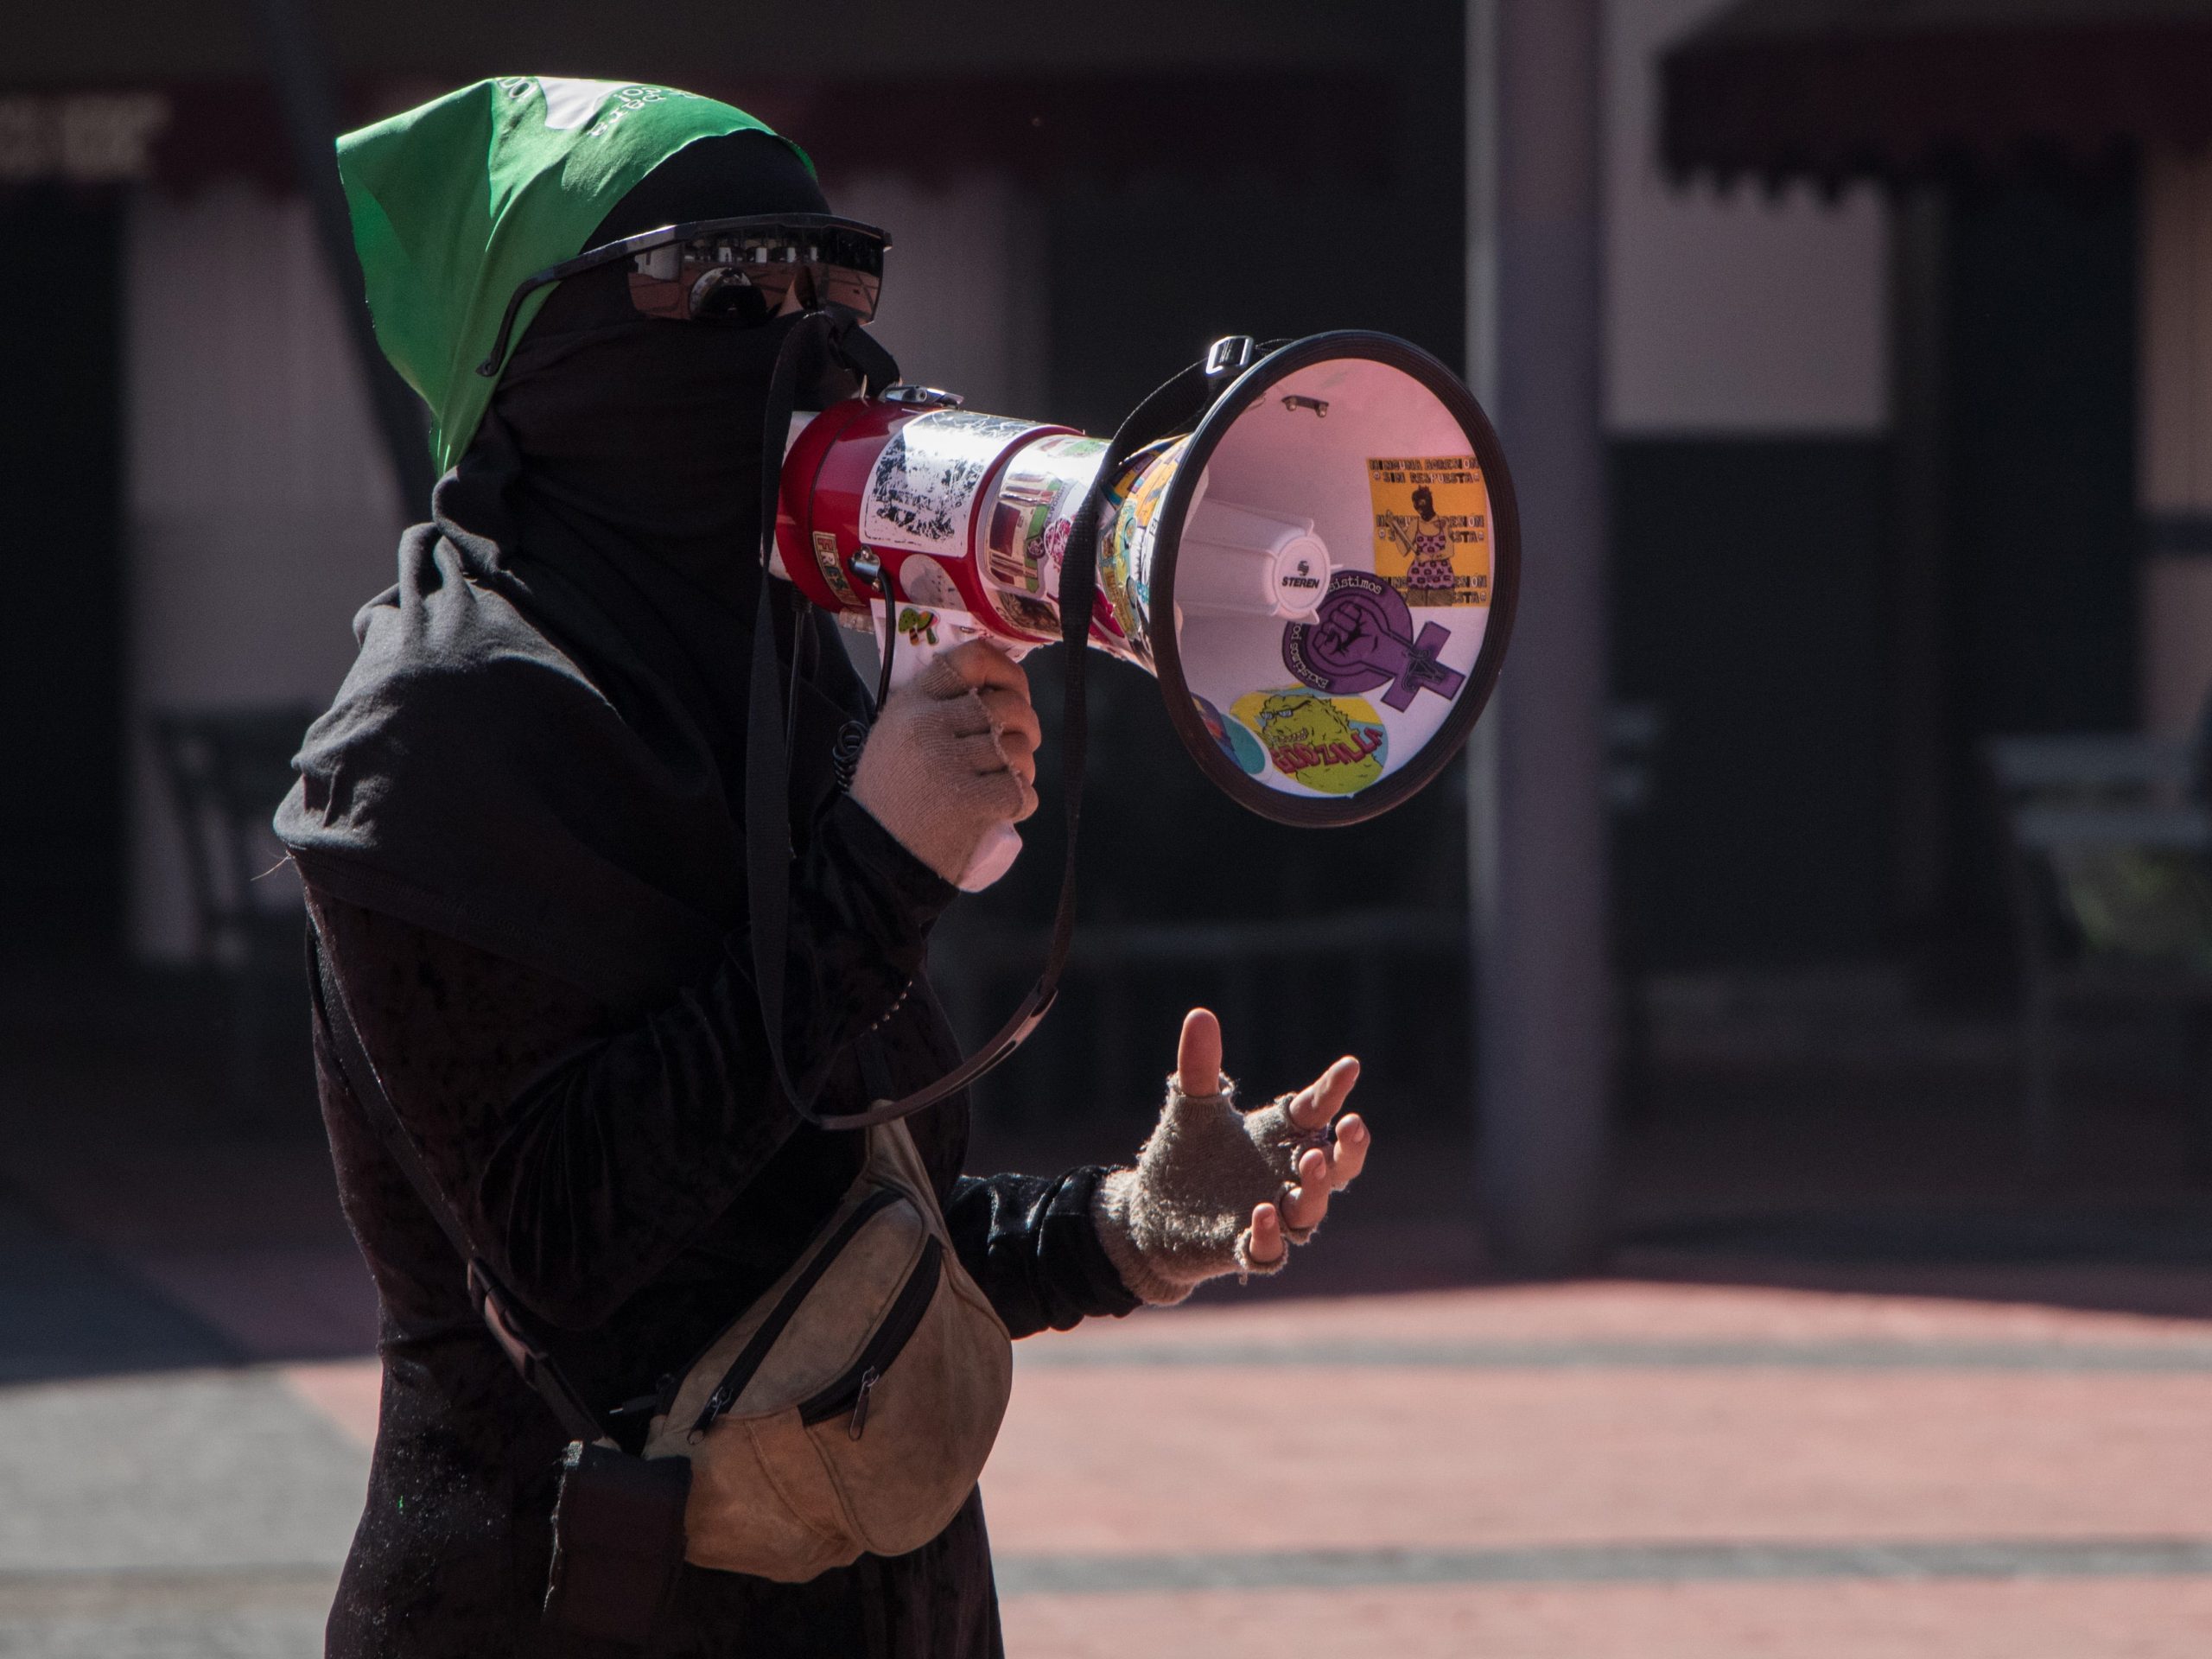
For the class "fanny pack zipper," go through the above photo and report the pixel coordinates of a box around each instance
[798,1236,944,1436]
[689,1186,907,1438]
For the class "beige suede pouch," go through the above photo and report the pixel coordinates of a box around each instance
[641,1121,1012,1580]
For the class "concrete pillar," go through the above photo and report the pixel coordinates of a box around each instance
[1475,0,1612,1272]
[2139,149,2212,736]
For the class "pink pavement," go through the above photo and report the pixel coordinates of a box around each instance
[1001,1580,2212,1659]
[283,1278,2212,1656]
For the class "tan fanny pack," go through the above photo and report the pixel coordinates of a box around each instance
[642,1116,1012,1579]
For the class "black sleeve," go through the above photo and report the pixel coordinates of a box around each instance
[315,791,954,1332]
[942,1167,1141,1338]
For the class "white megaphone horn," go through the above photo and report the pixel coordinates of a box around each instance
[773,331,1519,886]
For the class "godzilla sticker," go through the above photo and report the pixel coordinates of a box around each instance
[1229,689,1389,795]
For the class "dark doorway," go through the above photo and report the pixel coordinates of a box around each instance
[1611,436,1894,970]
[1939,176,2140,951]
[0,190,125,963]
[1610,175,2140,982]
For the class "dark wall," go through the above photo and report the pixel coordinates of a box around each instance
[1611,438,1893,969]
[1945,181,2138,737]
[1941,178,2139,935]
[0,191,124,962]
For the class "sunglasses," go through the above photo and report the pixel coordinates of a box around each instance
[477,213,890,377]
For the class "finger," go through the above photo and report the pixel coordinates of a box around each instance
[942,736,1037,823]
[975,686,1042,758]
[1175,1007,1223,1096]
[1287,1055,1360,1131]
[1246,1202,1285,1265]
[973,717,1039,791]
[911,651,982,702]
[1283,1147,1332,1231]
[1328,1114,1370,1189]
[950,731,1026,781]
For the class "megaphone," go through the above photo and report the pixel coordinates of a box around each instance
[775,331,1517,855]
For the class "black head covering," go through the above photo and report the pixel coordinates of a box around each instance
[279,132,876,1013]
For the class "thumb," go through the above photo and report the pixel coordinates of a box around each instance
[908,653,974,703]
[1174,1007,1223,1096]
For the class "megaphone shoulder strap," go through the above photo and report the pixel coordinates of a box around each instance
[747,317,1225,1131]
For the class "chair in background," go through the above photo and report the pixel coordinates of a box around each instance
[149,704,321,1117]
[1985,733,2212,1175]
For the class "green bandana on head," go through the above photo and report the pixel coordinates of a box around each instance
[338,78,809,474]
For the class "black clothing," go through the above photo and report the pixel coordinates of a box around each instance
[279,134,1140,1658]
[309,885,1133,1657]
[308,888,1134,1659]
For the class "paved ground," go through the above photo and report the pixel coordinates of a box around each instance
[12,1184,2212,1656]
[11,985,2212,1655]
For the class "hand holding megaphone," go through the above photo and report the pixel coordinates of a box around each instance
[849,639,1039,890]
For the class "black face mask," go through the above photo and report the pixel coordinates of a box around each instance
[492,311,800,609]
[486,128,858,610]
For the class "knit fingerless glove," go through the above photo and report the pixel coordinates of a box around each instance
[1090,1076,1334,1306]
[849,654,1038,885]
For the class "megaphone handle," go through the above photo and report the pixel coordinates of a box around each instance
[958,823,1023,893]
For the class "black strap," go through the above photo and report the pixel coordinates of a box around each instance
[308,924,607,1446]
[747,321,1228,1130]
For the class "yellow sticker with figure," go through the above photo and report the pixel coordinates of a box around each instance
[1368,455,1490,609]
[1230,690,1388,795]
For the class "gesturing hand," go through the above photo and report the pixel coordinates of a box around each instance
[1171,1008,1367,1265]
[1092,1007,1372,1304]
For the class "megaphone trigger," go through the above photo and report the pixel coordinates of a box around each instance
[957,823,1025,893]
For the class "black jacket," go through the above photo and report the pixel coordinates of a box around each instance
[308,810,1136,1659]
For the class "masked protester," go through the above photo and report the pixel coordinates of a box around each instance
[276,78,1369,1659]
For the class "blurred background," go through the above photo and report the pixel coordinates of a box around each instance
[9,2,2212,1655]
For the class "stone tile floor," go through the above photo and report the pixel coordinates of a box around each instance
[12,1227,2212,1655]
[10,1017,2212,1656]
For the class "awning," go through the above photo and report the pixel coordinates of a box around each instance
[1,0,1409,195]
[1662,0,2212,187]
[0,73,1393,197]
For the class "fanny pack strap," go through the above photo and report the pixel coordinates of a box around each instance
[308,921,606,1446]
